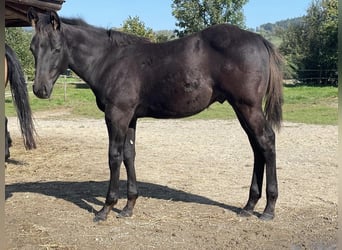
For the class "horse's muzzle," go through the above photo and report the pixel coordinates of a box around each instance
[33,84,50,99]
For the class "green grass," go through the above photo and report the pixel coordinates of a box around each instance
[6,80,103,119]
[5,78,338,125]
[282,86,337,125]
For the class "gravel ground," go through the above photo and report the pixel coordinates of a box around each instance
[5,115,338,249]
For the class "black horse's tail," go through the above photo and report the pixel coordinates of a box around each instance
[263,39,284,131]
[5,44,36,149]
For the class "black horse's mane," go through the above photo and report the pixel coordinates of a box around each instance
[61,17,151,47]
[61,17,89,27]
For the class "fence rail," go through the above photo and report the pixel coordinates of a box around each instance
[5,75,86,101]
[295,69,337,85]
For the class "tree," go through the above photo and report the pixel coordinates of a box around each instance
[171,0,248,37]
[121,16,156,41]
[279,0,337,85]
[155,30,176,43]
[5,27,34,78]
[120,16,175,43]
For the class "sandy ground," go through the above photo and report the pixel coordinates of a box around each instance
[4,114,338,249]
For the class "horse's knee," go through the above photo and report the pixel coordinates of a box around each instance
[249,184,262,200]
[266,186,278,201]
[123,148,135,162]
[108,149,123,166]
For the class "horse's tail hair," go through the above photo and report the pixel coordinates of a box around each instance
[5,44,36,149]
[263,39,283,131]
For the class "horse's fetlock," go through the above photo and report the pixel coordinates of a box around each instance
[106,193,119,205]
[128,191,138,200]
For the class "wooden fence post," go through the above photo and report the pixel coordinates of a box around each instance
[63,75,67,101]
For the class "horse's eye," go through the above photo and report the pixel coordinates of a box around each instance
[53,48,61,54]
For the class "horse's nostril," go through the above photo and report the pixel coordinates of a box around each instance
[32,85,40,95]
[32,84,48,98]
[43,85,48,96]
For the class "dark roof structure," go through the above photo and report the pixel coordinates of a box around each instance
[5,0,65,27]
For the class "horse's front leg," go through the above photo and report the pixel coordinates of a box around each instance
[94,109,129,222]
[117,119,138,218]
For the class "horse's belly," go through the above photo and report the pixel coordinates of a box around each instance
[147,83,213,118]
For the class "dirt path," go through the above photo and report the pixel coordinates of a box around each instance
[5,116,338,249]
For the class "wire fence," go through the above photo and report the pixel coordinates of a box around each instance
[5,74,86,101]
[294,69,338,85]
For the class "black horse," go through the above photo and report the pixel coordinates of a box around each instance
[28,9,283,221]
[5,44,36,161]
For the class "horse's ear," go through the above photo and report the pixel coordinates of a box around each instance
[50,11,61,30]
[27,7,39,27]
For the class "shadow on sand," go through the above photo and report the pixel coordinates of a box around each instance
[6,180,243,216]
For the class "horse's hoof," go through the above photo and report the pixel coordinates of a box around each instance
[238,209,253,217]
[93,213,107,222]
[259,212,274,221]
[116,209,133,218]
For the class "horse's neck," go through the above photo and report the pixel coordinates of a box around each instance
[63,25,110,87]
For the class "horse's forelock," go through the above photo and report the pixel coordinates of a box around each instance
[35,13,52,32]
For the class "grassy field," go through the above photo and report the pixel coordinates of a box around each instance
[5,78,338,125]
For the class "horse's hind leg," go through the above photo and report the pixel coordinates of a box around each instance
[117,119,138,218]
[233,103,278,220]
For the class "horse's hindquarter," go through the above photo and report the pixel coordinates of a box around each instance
[202,24,270,105]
